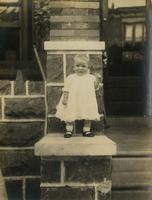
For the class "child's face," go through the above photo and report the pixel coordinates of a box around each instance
[74,62,89,75]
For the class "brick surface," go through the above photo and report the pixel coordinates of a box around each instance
[47,54,64,83]
[41,159,61,183]
[47,117,65,133]
[5,98,45,119]
[41,186,95,200]
[65,159,112,183]
[47,86,62,115]
[0,122,44,146]
[26,178,41,200]
[0,81,11,95]
[0,150,40,176]
[28,81,45,95]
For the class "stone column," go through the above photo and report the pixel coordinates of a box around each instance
[35,134,116,200]
[34,41,117,200]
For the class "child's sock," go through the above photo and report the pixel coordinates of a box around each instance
[66,122,74,132]
[83,120,91,132]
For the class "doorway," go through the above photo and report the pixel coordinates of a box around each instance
[103,6,146,116]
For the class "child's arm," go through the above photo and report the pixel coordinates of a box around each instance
[62,91,69,105]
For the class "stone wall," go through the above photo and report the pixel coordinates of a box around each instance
[0,78,45,200]
[41,157,112,200]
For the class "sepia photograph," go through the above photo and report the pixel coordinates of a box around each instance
[0,0,152,199]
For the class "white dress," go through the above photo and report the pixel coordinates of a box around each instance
[56,73,100,122]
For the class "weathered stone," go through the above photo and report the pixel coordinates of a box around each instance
[89,54,103,78]
[0,98,1,119]
[51,22,99,30]
[47,54,64,83]
[47,117,65,133]
[98,191,111,200]
[96,86,104,114]
[28,81,45,95]
[6,180,22,200]
[0,81,11,95]
[65,159,112,183]
[14,70,26,95]
[50,8,99,16]
[0,122,44,146]
[26,178,41,200]
[41,186,95,200]
[5,98,45,119]
[41,159,61,183]
[0,150,40,176]
[47,86,62,114]
[35,135,117,156]
[66,54,76,76]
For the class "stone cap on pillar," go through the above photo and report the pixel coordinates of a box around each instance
[44,41,105,51]
[34,134,117,157]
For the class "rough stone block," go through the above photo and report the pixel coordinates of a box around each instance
[28,81,45,95]
[6,180,22,200]
[26,178,41,200]
[47,86,62,114]
[0,98,1,119]
[41,186,95,200]
[14,70,26,95]
[5,98,45,119]
[35,135,117,156]
[0,122,45,146]
[0,81,11,95]
[96,87,104,114]
[0,150,40,176]
[47,54,64,83]
[47,117,65,133]
[66,54,76,76]
[65,159,112,183]
[98,191,111,200]
[89,54,103,79]
[41,160,61,183]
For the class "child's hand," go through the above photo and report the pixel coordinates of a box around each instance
[62,98,68,106]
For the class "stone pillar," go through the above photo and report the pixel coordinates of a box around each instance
[34,41,117,200]
[35,134,117,200]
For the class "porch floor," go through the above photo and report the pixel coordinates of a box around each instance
[105,117,152,156]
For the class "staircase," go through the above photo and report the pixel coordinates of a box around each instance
[106,117,152,200]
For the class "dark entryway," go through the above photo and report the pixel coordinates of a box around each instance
[103,6,146,116]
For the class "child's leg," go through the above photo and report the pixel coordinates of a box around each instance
[83,120,91,132]
[83,120,94,137]
[66,121,74,132]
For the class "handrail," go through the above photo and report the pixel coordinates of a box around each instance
[33,45,46,81]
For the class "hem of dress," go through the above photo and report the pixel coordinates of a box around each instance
[56,116,101,122]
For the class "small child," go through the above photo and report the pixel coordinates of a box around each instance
[56,54,101,138]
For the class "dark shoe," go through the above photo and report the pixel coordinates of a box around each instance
[64,131,72,138]
[83,131,95,137]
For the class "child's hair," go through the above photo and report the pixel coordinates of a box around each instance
[74,54,89,66]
